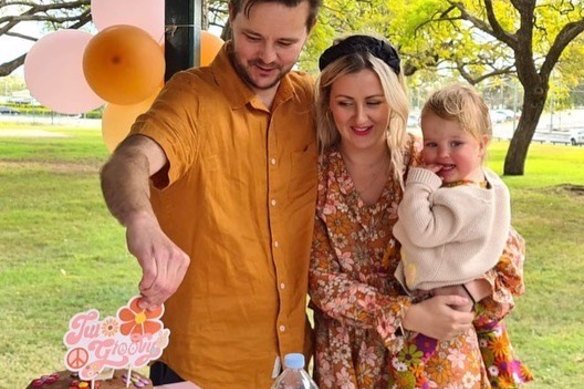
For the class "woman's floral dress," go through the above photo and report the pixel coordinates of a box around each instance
[308,140,532,389]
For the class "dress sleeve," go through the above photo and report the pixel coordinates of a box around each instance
[474,227,526,326]
[309,214,411,353]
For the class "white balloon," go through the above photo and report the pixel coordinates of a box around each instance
[24,30,103,114]
[91,0,165,44]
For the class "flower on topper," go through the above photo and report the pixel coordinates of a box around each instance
[100,317,119,337]
[81,361,104,380]
[117,297,163,338]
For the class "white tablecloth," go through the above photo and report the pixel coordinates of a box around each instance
[155,381,202,389]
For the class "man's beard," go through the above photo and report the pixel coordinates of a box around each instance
[228,47,289,91]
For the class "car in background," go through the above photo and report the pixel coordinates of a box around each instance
[496,109,518,120]
[0,106,20,115]
[407,113,419,128]
[490,109,519,123]
[489,110,507,123]
[570,128,584,146]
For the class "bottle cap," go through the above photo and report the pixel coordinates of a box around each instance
[284,353,305,369]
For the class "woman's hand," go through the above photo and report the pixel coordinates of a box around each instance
[464,278,492,302]
[432,285,474,312]
[402,295,474,340]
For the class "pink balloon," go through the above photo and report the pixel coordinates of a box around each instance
[24,30,104,114]
[91,0,165,43]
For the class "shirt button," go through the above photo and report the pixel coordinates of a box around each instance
[280,283,285,289]
[274,241,279,248]
[271,199,277,206]
[271,158,277,165]
[279,325,286,332]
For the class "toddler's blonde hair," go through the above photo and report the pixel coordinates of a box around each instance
[421,84,492,142]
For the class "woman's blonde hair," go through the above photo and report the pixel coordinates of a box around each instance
[315,47,410,188]
[421,84,492,141]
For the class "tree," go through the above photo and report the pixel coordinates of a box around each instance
[305,0,584,175]
[0,0,91,77]
[4,1,583,174]
[417,1,584,175]
[207,0,229,39]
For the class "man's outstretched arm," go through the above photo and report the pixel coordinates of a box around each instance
[100,135,190,309]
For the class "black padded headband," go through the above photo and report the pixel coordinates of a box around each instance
[318,35,401,75]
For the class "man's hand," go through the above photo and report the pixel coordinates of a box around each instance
[125,212,190,310]
[402,295,474,340]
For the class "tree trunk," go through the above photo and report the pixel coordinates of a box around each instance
[220,20,231,41]
[504,85,548,175]
[201,0,209,30]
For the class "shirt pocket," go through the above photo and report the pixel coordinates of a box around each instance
[287,142,318,202]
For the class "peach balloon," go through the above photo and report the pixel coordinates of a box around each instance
[200,31,224,66]
[24,30,103,114]
[101,88,161,152]
[83,25,165,105]
[91,0,165,43]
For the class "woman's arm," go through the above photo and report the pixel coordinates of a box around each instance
[471,227,526,326]
[431,227,526,319]
[309,216,409,347]
[309,216,474,349]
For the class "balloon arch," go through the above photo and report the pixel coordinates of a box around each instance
[24,0,224,152]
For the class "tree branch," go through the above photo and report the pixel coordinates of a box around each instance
[449,0,516,48]
[457,62,515,85]
[414,5,456,36]
[541,19,584,78]
[483,0,518,48]
[5,30,37,41]
[0,53,26,77]
[0,2,91,76]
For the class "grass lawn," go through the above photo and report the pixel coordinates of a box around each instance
[1,123,583,388]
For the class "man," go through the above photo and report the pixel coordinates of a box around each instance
[100,0,321,387]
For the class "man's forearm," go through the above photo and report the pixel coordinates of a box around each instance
[100,139,155,226]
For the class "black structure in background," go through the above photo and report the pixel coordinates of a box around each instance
[164,0,201,81]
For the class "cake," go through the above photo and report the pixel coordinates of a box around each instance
[27,370,153,389]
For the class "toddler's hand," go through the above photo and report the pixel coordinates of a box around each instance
[421,164,443,175]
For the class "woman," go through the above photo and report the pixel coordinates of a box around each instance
[308,35,527,389]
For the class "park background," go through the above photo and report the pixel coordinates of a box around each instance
[1,1,584,388]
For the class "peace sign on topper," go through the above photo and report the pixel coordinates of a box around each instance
[63,296,170,381]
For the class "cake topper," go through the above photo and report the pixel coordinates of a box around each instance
[63,296,170,386]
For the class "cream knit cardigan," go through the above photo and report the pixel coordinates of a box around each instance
[393,167,510,292]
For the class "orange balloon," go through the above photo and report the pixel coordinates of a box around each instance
[101,88,161,152]
[200,31,224,66]
[83,25,165,105]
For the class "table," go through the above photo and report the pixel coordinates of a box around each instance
[155,381,202,389]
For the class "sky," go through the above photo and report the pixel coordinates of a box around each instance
[0,21,43,75]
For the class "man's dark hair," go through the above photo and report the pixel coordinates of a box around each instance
[230,0,322,30]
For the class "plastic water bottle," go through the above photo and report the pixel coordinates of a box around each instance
[271,353,318,389]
